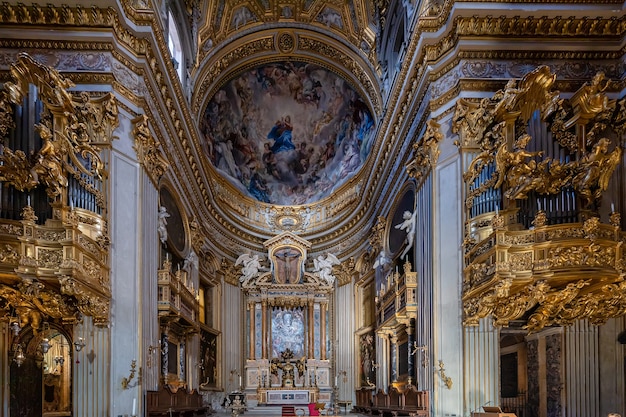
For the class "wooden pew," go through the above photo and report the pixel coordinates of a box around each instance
[354,388,374,413]
[367,385,430,417]
[146,385,211,416]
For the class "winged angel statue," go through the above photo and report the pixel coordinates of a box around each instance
[235,253,264,283]
[313,253,340,285]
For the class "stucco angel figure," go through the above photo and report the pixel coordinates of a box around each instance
[395,210,417,259]
[313,253,340,285]
[236,253,263,283]
[157,206,170,244]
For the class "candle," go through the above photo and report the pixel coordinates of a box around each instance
[239,375,242,387]
[132,398,136,416]
[537,199,541,211]
[612,202,615,212]
[335,375,338,386]
[495,204,499,215]
[27,195,31,206]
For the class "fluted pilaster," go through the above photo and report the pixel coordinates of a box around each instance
[224,283,243,392]
[335,282,355,401]
[565,320,599,417]
[463,318,499,413]
[141,170,160,391]
[74,317,111,417]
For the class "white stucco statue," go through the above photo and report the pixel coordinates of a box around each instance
[395,210,417,259]
[236,253,263,283]
[373,250,391,270]
[313,253,340,285]
[184,250,199,271]
[157,206,170,244]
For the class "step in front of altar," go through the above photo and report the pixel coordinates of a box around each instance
[246,405,284,415]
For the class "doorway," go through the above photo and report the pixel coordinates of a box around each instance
[10,326,72,416]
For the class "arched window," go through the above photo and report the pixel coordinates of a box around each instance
[167,10,183,81]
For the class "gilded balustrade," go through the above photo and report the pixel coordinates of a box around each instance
[157,259,200,328]
[463,210,625,332]
[0,205,110,330]
[376,261,417,329]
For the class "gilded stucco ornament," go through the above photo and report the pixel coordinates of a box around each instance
[406,119,443,183]
[456,66,622,211]
[0,54,115,203]
[132,114,169,186]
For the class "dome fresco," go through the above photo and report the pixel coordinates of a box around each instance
[200,61,375,205]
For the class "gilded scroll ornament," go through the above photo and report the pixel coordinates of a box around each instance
[132,114,169,186]
[406,119,443,182]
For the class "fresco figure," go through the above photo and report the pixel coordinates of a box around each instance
[268,115,295,153]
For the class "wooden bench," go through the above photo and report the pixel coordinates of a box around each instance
[146,385,211,416]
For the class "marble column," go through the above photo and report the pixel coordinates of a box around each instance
[321,302,327,360]
[308,300,315,359]
[249,302,255,360]
[261,300,267,359]
[407,319,415,384]
[377,333,389,389]
[390,333,398,383]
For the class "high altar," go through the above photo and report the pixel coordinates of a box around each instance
[238,232,337,406]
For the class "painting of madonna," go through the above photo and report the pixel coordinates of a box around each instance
[201,61,375,205]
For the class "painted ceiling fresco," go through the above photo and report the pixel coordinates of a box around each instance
[200,61,375,205]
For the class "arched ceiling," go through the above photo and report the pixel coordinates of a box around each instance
[194,0,379,63]
[187,0,387,241]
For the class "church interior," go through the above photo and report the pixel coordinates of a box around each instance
[0,0,624,416]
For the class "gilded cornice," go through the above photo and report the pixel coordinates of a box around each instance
[455,15,625,37]
[0,3,116,26]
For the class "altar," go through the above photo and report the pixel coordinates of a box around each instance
[237,232,337,408]
[258,388,318,405]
